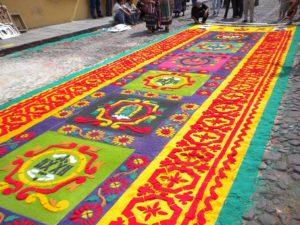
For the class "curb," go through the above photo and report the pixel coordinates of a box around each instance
[0,22,112,57]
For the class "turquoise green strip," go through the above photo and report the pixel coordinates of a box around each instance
[216,26,300,225]
[0,25,191,110]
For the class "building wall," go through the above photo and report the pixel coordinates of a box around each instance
[2,0,94,29]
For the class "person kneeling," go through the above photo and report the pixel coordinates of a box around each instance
[191,1,209,24]
[113,0,134,25]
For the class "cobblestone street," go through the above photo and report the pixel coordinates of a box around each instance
[0,0,299,224]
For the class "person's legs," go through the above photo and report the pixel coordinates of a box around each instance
[202,11,209,22]
[125,13,134,24]
[114,11,125,23]
[243,0,249,21]
[249,0,255,22]
[212,0,217,15]
[216,0,221,15]
[224,0,230,18]
[106,0,112,16]
[90,0,97,18]
[213,0,221,15]
[96,0,103,17]
[237,0,243,17]
[232,0,238,17]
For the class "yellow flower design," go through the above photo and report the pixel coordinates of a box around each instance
[73,100,90,108]
[91,92,106,98]
[170,113,188,123]
[181,103,199,111]
[53,110,73,118]
[58,125,80,134]
[84,130,105,140]
[120,89,136,95]
[156,126,176,138]
[166,95,182,101]
[112,135,134,146]
[144,92,159,98]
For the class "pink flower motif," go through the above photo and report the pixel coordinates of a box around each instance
[0,147,8,156]
[12,132,35,142]
[125,155,149,170]
[197,89,211,96]
[102,177,129,195]
[7,218,37,225]
[70,203,102,225]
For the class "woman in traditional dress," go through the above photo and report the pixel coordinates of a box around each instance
[173,0,183,17]
[159,0,174,32]
[181,0,187,16]
[143,0,160,33]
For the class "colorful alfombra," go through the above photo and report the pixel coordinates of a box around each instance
[0,25,299,225]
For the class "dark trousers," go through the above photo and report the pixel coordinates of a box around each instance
[236,0,243,17]
[224,0,238,18]
[106,0,112,16]
[90,0,102,17]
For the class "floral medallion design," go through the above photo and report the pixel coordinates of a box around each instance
[70,95,179,136]
[124,70,209,96]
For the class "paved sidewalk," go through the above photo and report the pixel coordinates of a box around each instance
[0,17,112,55]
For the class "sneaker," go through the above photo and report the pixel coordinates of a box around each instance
[242,19,248,23]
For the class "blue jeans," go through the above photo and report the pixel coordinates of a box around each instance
[114,11,125,24]
[114,11,134,24]
[212,0,221,15]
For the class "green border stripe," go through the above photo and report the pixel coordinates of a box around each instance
[0,25,191,110]
[216,26,300,225]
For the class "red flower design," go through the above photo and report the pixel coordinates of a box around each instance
[110,217,126,225]
[205,81,219,87]
[7,218,37,225]
[197,89,211,96]
[102,177,129,195]
[175,191,193,205]
[125,155,149,170]
[160,172,188,188]
[0,146,8,156]
[137,201,168,221]
[70,203,102,225]
[137,184,155,196]
[12,132,35,142]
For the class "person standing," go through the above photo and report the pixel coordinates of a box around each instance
[236,0,243,17]
[173,0,183,17]
[223,0,238,19]
[243,0,255,22]
[106,0,113,16]
[90,0,103,18]
[212,0,221,16]
[278,0,289,21]
[144,0,160,33]
[159,0,174,32]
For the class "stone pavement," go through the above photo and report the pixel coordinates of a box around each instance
[242,45,300,225]
[0,17,112,54]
